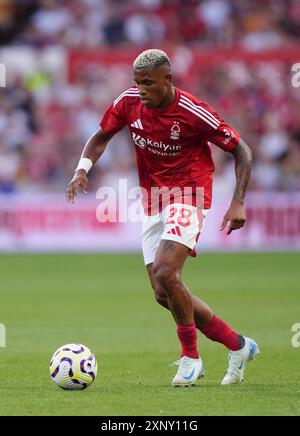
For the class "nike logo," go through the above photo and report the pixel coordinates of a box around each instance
[183,368,196,381]
[238,361,244,370]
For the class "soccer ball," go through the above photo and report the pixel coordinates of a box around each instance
[49,343,97,390]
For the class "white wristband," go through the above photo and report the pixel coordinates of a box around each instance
[75,158,93,174]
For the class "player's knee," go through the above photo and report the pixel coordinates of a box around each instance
[153,263,180,293]
[154,290,168,308]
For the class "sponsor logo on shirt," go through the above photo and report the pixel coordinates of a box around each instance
[132,133,181,156]
[132,133,147,149]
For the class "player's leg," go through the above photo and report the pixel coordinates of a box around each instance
[147,257,245,352]
[158,203,253,350]
[152,240,204,386]
[148,261,260,385]
[153,240,193,325]
[147,263,213,330]
[148,260,247,343]
[142,204,259,384]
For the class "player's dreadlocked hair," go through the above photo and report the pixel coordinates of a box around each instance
[133,49,171,71]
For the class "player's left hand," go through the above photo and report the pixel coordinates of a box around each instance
[220,199,246,235]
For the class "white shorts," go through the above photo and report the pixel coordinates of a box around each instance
[142,203,208,266]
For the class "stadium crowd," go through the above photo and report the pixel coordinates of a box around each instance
[1,0,300,49]
[0,0,299,195]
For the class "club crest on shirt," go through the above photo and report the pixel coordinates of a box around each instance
[170,121,180,140]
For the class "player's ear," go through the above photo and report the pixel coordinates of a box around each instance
[165,73,172,83]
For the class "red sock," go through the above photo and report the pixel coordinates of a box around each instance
[201,315,242,351]
[177,323,199,359]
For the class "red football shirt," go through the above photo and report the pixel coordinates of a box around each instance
[100,87,239,214]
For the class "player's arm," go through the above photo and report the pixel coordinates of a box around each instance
[66,128,112,203]
[220,138,252,235]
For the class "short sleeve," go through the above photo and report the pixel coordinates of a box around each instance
[198,102,240,152]
[100,101,127,137]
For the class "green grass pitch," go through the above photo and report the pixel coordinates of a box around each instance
[0,252,299,416]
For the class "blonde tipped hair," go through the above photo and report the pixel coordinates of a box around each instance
[133,49,171,71]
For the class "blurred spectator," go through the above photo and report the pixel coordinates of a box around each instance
[259,114,289,160]
[124,8,165,46]
[1,0,299,50]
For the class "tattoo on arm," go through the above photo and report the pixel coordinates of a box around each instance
[160,240,177,254]
[231,138,252,204]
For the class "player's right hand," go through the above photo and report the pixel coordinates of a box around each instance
[66,170,89,203]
